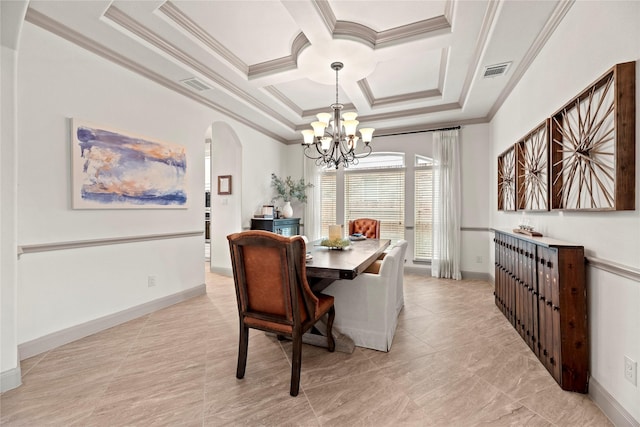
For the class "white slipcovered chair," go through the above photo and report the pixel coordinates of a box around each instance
[323,245,402,352]
[394,240,408,317]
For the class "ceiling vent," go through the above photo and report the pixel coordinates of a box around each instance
[180,77,210,91]
[483,62,511,78]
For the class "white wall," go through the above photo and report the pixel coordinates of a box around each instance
[11,22,283,357]
[489,1,640,421]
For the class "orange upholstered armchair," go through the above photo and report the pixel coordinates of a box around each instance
[227,230,335,396]
[348,218,380,239]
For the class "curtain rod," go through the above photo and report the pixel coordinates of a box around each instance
[376,125,461,138]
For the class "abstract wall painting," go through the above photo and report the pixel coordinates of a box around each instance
[72,119,188,209]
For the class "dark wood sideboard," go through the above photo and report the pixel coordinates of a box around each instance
[494,229,588,392]
[250,218,300,237]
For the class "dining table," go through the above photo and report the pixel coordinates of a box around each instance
[305,238,391,292]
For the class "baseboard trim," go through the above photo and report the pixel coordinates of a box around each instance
[403,266,490,282]
[461,271,492,281]
[18,284,206,360]
[210,266,233,277]
[0,365,22,393]
[589,377,639,427]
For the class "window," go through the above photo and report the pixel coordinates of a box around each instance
[344,153,405,243]
[415,155,433,259]
[320,172,336,238]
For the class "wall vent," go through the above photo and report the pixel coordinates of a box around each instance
[483,62,511,78]
[180,77,211,91]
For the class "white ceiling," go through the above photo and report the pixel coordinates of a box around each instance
[23,0,574,144]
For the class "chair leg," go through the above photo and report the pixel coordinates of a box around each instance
[325,306,336,352]
[236,324,249,379]
[290,333,302,396]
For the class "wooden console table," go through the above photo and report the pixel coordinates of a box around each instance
[494,229,588,392]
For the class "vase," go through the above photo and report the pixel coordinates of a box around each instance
[281,201,293,218]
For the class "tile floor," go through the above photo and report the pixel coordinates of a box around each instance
[1,265,612,426]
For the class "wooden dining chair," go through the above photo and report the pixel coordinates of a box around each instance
[227,230,336,396]
[348,218,380,239]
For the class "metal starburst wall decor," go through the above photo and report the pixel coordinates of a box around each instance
[498,146,516,211]
[550,62,635,211]
[517,120,550,211]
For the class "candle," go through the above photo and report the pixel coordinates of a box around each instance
[328,225,342,240]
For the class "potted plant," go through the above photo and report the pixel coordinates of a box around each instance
[270,173,313,218]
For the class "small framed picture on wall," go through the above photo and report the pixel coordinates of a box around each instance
[217,175,232,195]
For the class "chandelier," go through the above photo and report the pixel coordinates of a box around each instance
[301,62,375,169]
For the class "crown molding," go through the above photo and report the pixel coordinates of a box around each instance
[162,1,310,83]
[284,116,489,145]
[24,8,288,144]
[458,0,500,108]
[314,0,336,35]
[264,86,303,116]
[248,32,311,79]
[158,1,248,74]
[313,0,450,49]
[358,79,442,108]
[362,102,461,123]
[103,5,296,131]
[487,0,575,120]
[373,116,488,138]
[375,15,450,47]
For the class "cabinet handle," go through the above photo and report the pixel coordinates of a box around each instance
[553,305,560,311]
[546,300,552,306]
[543,349,548,356]
[540,296,546,301]
[550,357,556,366]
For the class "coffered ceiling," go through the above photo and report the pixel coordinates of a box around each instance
[23,0,574,144]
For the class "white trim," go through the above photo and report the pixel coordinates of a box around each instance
[210,266,233,277]
[589,377,640,427]
[586,256,640,283]
[0,365,22,393]
[18,284,206,360]
[18,231,202,256]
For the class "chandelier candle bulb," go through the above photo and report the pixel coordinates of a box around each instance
[301,130,314,145]
[316,112,331,125]
[359,128,374,144]
[311,121,326,137]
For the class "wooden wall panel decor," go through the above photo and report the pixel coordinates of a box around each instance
[497,145,516,211]
[551,61,636,210]
[517,120,550,211]
[494,230,588,392]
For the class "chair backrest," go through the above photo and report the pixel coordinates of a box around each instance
[348,218,380,239]
[227,230,320,329]
[376,245,400,278]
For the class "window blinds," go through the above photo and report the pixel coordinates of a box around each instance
[320,172,336,238]
[415,167,433,259]
[344,169,405,243]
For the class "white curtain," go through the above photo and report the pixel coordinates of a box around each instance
[431,129,462,280]
[303,154,322,240]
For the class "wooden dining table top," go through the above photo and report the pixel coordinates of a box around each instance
[304,238,391,282]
